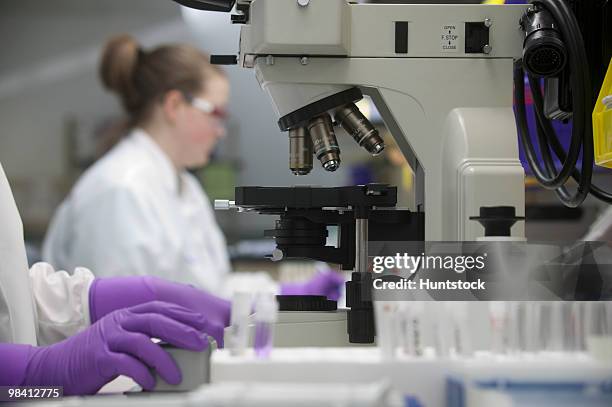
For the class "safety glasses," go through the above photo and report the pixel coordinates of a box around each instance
[183,92,228,120]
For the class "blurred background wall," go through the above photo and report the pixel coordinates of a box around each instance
[0,0,356,247]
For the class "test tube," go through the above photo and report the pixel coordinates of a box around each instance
[448,302,471,357]
[571,301,586,352]
[253,293,278,358]
[396,303,410,356]
[398,301,424,357]
[560,302,577,351]
[545,302,565,351]
[584,301,612,361]
[524,301,544,353]
[374,301,398,360]
[506,302,522,354]
[433,302,451,357]
[229,292,252,356]
[534,302,573,352]
[489,302,509,354]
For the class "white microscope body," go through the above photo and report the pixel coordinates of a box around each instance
[235,0,528,240]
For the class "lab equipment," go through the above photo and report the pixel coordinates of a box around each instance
[489,302,510,354]
[218,184,423,344]
[288,127,313,175]
[178,7,612,400]
[374,301,399,360]
[524,301,544,352]
[334,103,385,156]
[506,301,523,353]
[211,346,612,407]
[486,301,596,355]
[229,292,252,356]
[151,339,216,392]
[584,301,612,361]
[431,302,451,358]
[187,381,403,407]
[253,293,278,358]
[90,275,231,346]
[447,302,472,357]
[428,302,473,358]
[182,0,612,236]
[13,301,209,395]
[307,113,341,172]
[373,301,474,359]
[447,356,612,407]
[398,301,424,357]
[223,294,356,348]
[593,60,612,168]
[542,302,568,351]
[518,3,567,78]
[514,0,612,206]
[201,0,530,241]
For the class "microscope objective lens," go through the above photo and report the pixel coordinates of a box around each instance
[288,127,313,175]
[334,103,385,156]
[307,113,341,172]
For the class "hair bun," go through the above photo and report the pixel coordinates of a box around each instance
[99,34,142,113]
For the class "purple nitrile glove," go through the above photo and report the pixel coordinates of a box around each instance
[280,271,345,301]
[89,276,230,346]
[4,301,208,395]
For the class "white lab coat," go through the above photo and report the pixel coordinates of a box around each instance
[42,129,234,295]
[0,162,93,346]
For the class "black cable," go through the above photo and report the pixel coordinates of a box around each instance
[532,81,577,203]
[536,0,612,203]
[518,69,581,189]
[515,64,557,186]
[537,0,591,206]
[539,0,612,204]
[541,112,612,203]
[514,64,584,205]
[515,0,612,206]
[529,72,590,205]
[530,70,612,203]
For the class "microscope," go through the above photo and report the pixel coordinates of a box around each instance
[183,0,528,240]
[184,0,529,345]
[175,0,608,344]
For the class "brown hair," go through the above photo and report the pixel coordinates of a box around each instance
[99,34,225,126]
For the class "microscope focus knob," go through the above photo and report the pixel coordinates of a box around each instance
[469,206,525,237]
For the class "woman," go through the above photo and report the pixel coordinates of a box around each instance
[42,35,343,299]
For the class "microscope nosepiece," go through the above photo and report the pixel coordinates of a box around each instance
[307,113,341,172]
[334,103,385,156]
[289,127,313,176]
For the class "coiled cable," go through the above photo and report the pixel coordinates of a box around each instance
[515,0,612,206]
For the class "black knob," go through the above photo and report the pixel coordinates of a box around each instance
[470,206,525,237]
